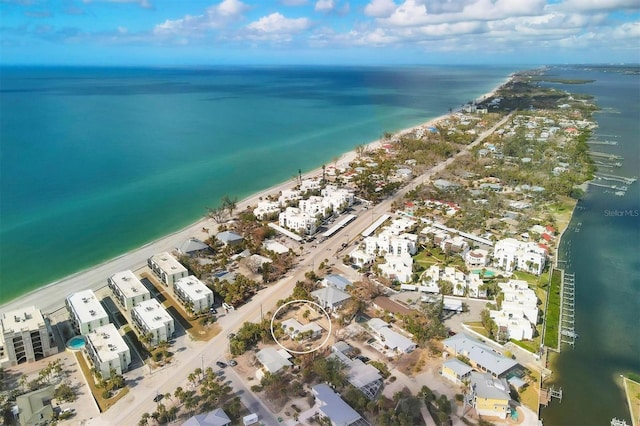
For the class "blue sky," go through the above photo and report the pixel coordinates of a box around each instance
[1,0,639,65]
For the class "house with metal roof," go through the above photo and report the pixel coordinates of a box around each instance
[311,287,351,315]
[443,333,519,378]
[366,318,416,354]
[441,358,473,385]
[178,238,210,257]
[16,385,55,426]
[329,350,383,400]
[311,384,369,426]
[216,231,243,246]
[322,274,352,291]
[183,408,232,426]
[468,371,512,419]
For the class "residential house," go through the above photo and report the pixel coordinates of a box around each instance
[311,287,351,315]
[0,306,56,367]
[469,371,511,419]
[16,385,55,426]
[493,238,546,275]
[178,238,211,257]
[108,270,150,310]
[281,318,322,340]
[372,296,412,317]
[183,408,232,426]
[255,347,293,374]
[148,252,188,287]
[322,274,353,291]
[441,358,473,385]
[66,290,109,335]
[131,299,175,346]
[367,318,416,354]
[311,384,368,426]
[173,276,214,314]
[84,323,131,379]
[329,350,383,400]
[442,334,519,378]
[465,249,489,268]
[216,231,243,247]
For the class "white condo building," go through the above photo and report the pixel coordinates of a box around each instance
[278,207,318,235]
[66,290,109,335]
[147,252,188,287]
[131,299,174,346]
[0,306,56,367]
[320,185,354,212]
[85,323,131,379]
[108,270,150,310]
[489,279,539,340]
[173,276,214,313]
[253,201,281,220]
[493,238,546,275]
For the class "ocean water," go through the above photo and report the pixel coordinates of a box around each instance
[539,67,640,425]
[0,65,516,303]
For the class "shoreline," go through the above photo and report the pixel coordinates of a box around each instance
[0,77,509,314]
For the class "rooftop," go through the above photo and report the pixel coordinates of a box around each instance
[372,296,412,316]
[132,299,173,330]
[312,383,365,426]
[256,347,293,373]
[66,289,108,324]
[109,270,149,300]
[86,323,129,363]
[149,252,187,274]
[174,276,213,302]
[178,238,209,255]
[443,358,473,377]
[324,274,352,291]
[470,371,511,401]
[312,286,351,307]
[1,306,46,333]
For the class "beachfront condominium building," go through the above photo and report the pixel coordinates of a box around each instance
[278,207,318,235]
[131,299,174,346]
[147,252,188,287]
[0,306,56,367]
[173,275,214,314]
[108,270,151,310]
[66,289,109,335]
[85,323,131,379]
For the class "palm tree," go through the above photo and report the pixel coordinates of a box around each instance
[138,412,150,426]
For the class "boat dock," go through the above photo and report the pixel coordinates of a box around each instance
[588,140,618,146]
[559,272,577,349]
[594,173,637,185]
[590,151,624,160]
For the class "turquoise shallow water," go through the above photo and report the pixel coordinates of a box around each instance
[0,65,516,303]
[539,66,640,425]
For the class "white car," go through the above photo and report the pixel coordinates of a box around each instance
[222,303,234,311]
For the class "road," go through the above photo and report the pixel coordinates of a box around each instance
[80,113,513,424]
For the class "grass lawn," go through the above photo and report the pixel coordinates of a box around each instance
[74,352,129,412]
[464,321,490,338]
[543,269,562,349]
[519,369,541,412]
[623,376,640,426]
[510,338,539,354]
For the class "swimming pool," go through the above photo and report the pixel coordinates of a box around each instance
[471,269,495,277]
[66,336,85,351]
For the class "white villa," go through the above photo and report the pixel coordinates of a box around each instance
[0,306,56,367]
[493,238,546,275]
[422,266,485,298]
[320,185,354,212]
[66,290,109,335]
[489,279,539,340]
[279,207,318,235]
[108,270,150,311]
[253,201,281,220]
[465,249,490,268]
[85,323,131,379]
[278,189,302,205]
[173,275,214,314]
[131,299,175,346]
[148,252,188,287]
[378,253,414,284]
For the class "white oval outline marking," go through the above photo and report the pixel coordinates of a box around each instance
[270,299,332,354]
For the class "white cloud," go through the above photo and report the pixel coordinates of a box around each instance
[280,0,308,5]
[364,0,396,18]
[558,0,640,13]
[315,0,335,12]
[153,0,248,35]
[381,0,547,27]
[246,13,311,33]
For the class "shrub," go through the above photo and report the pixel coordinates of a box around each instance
[101,390,111,399]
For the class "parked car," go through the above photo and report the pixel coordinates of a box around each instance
[355,355,370,363]
[216,361,227,368]
[210,307,218,314]
[228,359,238,367]
[153,394,163,403]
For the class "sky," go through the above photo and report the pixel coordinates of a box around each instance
[1,0,639,65]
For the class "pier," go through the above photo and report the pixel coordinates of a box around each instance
[590,151,624,160]
[540,386,563,407]
[559,272,577,349]
[588,140,618,145]
[594,173,637,185]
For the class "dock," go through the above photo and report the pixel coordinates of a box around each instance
[590,151,624,160]
[540,385,563,407]
[559,272,577,349]
[588,140,618,145]
[594,173,637,185]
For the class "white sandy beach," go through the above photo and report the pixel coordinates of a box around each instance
[0,81,506,315]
